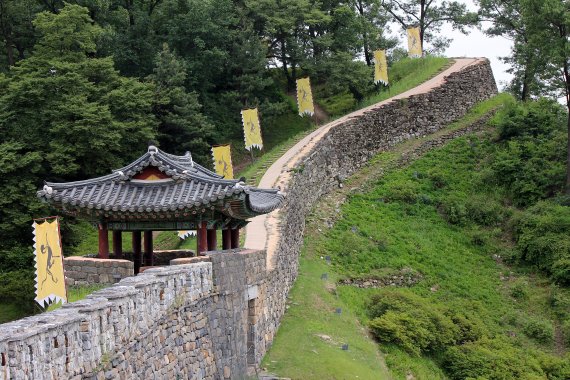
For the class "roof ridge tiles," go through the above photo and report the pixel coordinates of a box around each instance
[37,146,284,223]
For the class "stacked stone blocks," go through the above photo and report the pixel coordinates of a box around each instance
[63,257,133,286]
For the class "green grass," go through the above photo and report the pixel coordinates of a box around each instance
[69,221,185,256]
[317,119,569,376]
[360,57,450,108]
[47,284,109,311]
[261,254,392,380]
[240,57,451,186]
[264,94,570,378]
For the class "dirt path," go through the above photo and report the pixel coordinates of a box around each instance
[244,58,485,269]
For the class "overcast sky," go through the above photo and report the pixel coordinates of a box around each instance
[392,0,514,90]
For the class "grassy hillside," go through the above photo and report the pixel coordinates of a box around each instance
[262,94,570,379]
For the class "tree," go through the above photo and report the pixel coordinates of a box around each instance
[0,4,156,179]
[518,0,569,194]
[477,0,539,101]
[0,0,40,68]
[148,44,215,165]
[381,0,478,53]
[246,0,329,89]
[352,0,398,66]
[0,4,157,249]
[486,0,570,194]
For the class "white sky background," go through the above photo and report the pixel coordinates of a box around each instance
[390,0,514,90]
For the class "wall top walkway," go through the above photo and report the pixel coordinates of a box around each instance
[244,58,486,268]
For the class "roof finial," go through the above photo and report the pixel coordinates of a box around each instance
[186,151,194,167]
[148,145,158,155]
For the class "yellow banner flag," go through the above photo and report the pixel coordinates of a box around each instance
[374,50,389,85]
[33,218,67,307]
[296,77,315,116]
[242,108,263,151]
[177,230,196,239]
[407,27,422,58]
[212,144,234,179]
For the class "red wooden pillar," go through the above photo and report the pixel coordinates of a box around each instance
[197,221,208,256]
[222,229,231,250]
[112,231,123,259]
[231,228,240,249]
[207,228,217,251]
[132,231,142,275]
[144,231,153,266]
[98,223,109,259]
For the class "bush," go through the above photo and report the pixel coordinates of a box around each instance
[522,318,554,344]
[383,181,419,204]
[443,337,545,380]
[368,291,460,355]
[536,353,570,380]
[319,92,355,116]
[563,320,570,346]
[439,195,468,225]
[464,195,508,226]
[489,99,567,207]
[510,280,529,300]
[512,201,570,283]
[551,258,570,284]
[428,169,448,189]
[493,98,566,141]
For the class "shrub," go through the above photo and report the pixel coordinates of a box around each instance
[465,195,508,226]
[512,201,570,283]
[383,181,419,204]
[448,312,487,344]
[439,195,468,225]
[536,353,570,380]
[493,98,566,141]
[443,337,545,380]
[551,258,570,285]
[428,169,448,189]
[319,92,355,116]
[563,320,570,346]
[522,318,554,344]
[510,280,529,300]
[549,288,570,319]
[489,99,567,207]
[368,290,460,355]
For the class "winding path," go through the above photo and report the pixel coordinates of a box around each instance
[244,58,486,269]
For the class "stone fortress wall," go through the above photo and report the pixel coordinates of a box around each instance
[0,59,497,380]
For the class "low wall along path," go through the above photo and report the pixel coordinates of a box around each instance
[0,58,497,380]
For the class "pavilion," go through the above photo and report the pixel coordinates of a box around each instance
[37,145,283,273]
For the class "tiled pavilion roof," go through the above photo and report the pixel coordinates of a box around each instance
[37,146,284,228]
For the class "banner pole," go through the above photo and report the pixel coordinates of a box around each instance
[55,216,68,303]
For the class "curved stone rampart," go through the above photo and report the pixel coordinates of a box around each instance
[0,58,497,380]
[251,58,497,358]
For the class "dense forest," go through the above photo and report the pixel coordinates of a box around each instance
[0,0,568,337]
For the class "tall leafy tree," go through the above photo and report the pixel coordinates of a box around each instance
[481,0,570,194]
[246,0,329,89]
[381,0,478,53]
[352,0,397,66]
[0,4,156,248]
[519,0,569,193]
[0,4,156,179]
[477,0,538,100]
[0,0,40,68]
[148,44,215,165]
